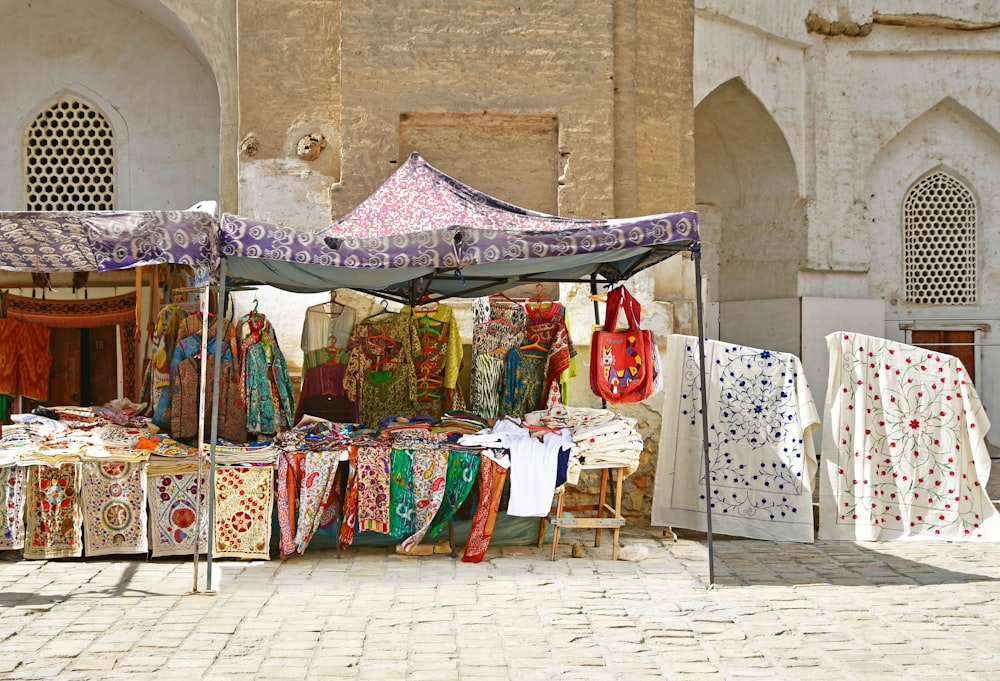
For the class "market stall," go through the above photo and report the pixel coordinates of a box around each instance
[0,157,718,586]
[210,152,713,584]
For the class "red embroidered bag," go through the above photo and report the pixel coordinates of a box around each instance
[589,286,655,403]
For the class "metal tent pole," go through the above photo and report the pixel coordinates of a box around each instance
[692,247,715,586]
[192,283,211,593]
[205,261,228,593]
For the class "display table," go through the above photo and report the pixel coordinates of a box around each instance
[538,463,627,561]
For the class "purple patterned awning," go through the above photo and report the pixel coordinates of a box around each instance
[220,152,698,296]
[0,210,218,284]
[221,211,697,270]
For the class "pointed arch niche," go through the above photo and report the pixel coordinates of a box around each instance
[695,78,805,349]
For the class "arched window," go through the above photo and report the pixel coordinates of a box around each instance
[903,170,977,305]
[24,96,116,211]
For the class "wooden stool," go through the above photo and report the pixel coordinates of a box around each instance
[538,465,626,560]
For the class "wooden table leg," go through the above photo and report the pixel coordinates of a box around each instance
[550,487,565,561]
[594,468,608,548]
[611,467,624,561]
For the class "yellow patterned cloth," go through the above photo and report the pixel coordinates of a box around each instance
[213,466,274,559]
[81,461,148,557]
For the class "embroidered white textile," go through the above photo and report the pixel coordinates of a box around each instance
[652,335,819,542]
[819,332,1000,541]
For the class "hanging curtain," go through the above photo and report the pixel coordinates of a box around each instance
[0,292,139,401]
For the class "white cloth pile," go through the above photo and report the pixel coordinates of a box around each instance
[524,404,643,484]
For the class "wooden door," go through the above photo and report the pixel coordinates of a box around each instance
[47,327,82,406]
[87,326,119,406]
[911,329,976,383]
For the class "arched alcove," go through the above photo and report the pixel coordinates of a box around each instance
[695,77,805,304]
[0,0,220,210]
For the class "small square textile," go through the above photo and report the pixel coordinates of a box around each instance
[24,463,83,559]
[0,465,26,550]
[147,470,209,557]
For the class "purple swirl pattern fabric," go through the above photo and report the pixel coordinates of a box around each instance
[219,211,698,270]
[0,210,217,285]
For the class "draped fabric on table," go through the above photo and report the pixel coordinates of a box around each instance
[652,335,820,543]
[81,461,148,556]
[0,465,25,550]
[276,449,343,558]
[819,332,1000,541]
[24,463,84,559]
[461,455,508,563]
[293,450,341,554]
[427,449,480,539]
[276,452,305,558]
[398,443,449,553]
[214,466,274,559]
[1,292,140,401]
[147,468,209,557]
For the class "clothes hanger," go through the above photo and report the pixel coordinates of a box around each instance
[525,284,556,310]
[484,317,523,333]
[363,298,394,323]
[519,333,548,353]
[489,290,523,308]
[326,290,345,316]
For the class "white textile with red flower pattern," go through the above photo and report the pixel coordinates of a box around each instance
[819,332,1000,541]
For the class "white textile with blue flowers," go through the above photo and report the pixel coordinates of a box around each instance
[651,335,820,542]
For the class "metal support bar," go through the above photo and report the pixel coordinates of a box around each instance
[693,247,715,586]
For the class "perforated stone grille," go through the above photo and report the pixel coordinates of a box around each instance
[903,171,977,305]
[24,97,115,210]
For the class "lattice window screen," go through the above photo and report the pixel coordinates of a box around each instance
[24,97,115,211]
[903,171,977,305]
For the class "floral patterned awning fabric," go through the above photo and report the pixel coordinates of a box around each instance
[819,332,1000,541]
[652,335,820,543]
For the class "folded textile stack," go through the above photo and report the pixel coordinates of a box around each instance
[524,404,644,483]
[80,423,150,462]
[0,424,38,465]
[204,442,278,466]
[432,411,490,437]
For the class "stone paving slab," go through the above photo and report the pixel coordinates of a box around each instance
[2,525,1000,680]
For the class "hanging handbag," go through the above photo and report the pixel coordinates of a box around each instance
[590,286,656,403]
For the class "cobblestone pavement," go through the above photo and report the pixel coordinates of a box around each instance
[2,522,1000,681]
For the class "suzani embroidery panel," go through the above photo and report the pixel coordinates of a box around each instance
[214,466,273,560]
[24,463,83,559]
[819,332,1000,541]
[0,465,25,550]
[148,471,209,557]
[652,335,819,542]
[81,461,148,556]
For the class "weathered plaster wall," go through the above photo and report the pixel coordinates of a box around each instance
[0,0,220,211]
[695,1,1000,446]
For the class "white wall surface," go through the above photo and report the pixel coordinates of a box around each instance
[0,0,219,211]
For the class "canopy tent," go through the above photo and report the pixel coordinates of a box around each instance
[0,204,221,592]
[209,153,717,586]
[219,152,699,302]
